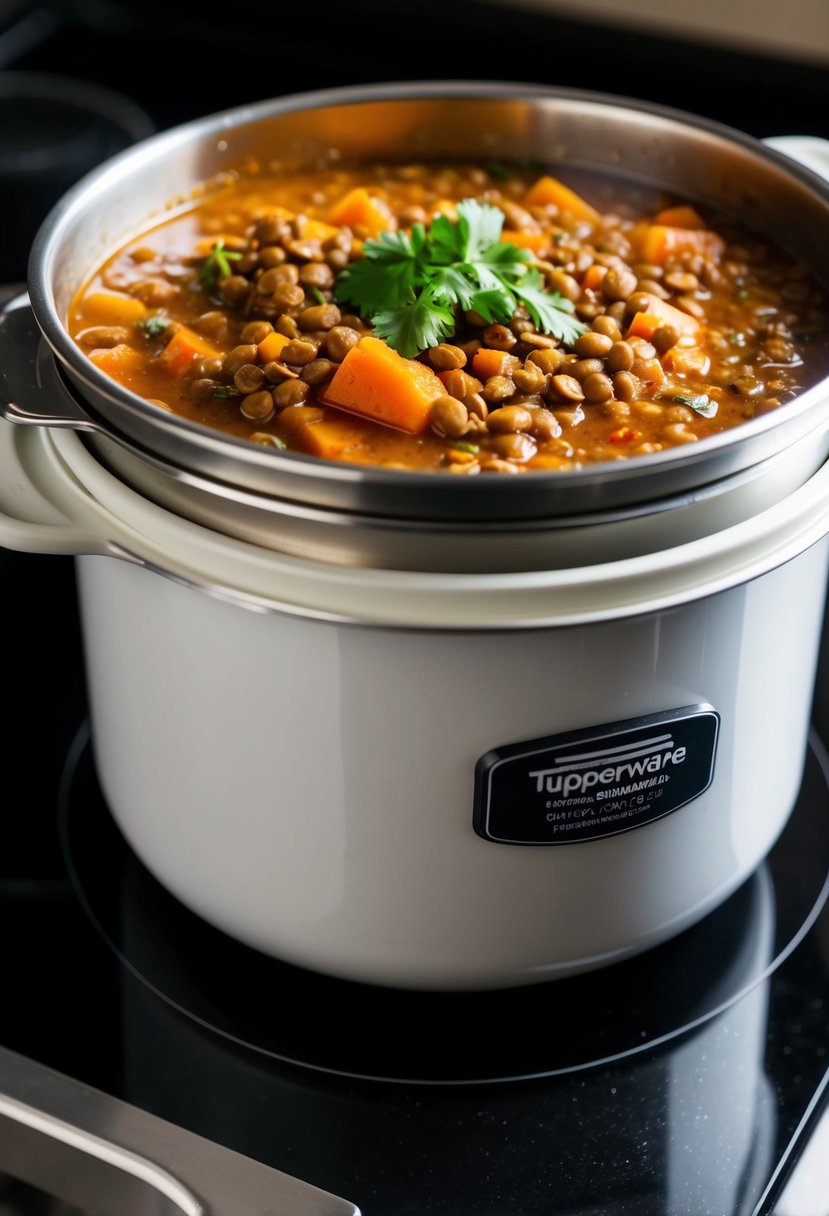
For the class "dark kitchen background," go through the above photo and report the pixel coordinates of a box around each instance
[2,0,828,137]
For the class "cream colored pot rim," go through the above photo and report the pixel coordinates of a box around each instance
[3,418,829,630]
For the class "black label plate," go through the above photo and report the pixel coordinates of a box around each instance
[473,705,720,845]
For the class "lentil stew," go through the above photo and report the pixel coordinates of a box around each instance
[69,160,829,475]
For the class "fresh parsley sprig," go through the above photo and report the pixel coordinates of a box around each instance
[199,239,242,288]
[334,198,586,358]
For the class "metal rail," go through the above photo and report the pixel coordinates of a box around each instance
[0,1045,360,1216]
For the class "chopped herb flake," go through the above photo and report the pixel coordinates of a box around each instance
[670,392,718,417]
[212,385,242,399]
[199,239,242,288]
[309,286,327,305]
[448,440,479,454]
[137,311,170,338]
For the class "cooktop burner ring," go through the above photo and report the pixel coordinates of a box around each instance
[58,719,829,1086]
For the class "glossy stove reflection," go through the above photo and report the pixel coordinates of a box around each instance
[17,719,823,1215]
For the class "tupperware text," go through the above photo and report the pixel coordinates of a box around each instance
[529,744,687,798]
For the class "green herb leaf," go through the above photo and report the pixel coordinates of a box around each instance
[671,392,718,417]
[199,239,243,288]
[336,225,425,315]
[372,286,456,357]
[448,440,480,454]
[511,270,586,345]
[212,385,242,399]
[309,286,327,305]
[334,198,585,357]
[136,311,171,338]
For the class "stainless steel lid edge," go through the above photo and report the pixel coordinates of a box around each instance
[21,83,829,520]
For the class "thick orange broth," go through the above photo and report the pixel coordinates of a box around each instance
[68,161,829,474]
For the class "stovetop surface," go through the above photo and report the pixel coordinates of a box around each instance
[3,713,829,1215]
[2,4,829,1213]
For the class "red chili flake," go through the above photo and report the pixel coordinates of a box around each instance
[609,426,641,444]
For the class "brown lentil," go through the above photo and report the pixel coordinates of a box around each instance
[487,405,534,433]
[240,390,275,421]
[431,395,469,437]
[582,372,614,403]
[427,343,467,371]
[272,379,310,409]
[70,160,829,474]
[233,363,267,394]
[550,374,586,402]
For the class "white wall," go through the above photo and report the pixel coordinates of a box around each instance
[479,0,829,65]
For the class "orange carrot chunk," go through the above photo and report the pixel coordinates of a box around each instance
[322,336,444,434]
[662,345,712,377]
[501,229,549,254]
[625,293,701,340]
[653,205,707,229]
[328,187,393,237]
[626,312,668,342]
[634,224,725,265]
[158,326,222,376]
[471,347,513,380]
[631,356,666,386]
[581,264,608,292]
[523,175,601,225]
[258,331,291,364]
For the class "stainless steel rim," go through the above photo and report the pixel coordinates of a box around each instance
[24,79,829,526]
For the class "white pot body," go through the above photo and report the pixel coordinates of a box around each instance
[76,536,829,990]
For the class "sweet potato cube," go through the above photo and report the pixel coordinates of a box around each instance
[653,204,706,229]
[74,291,148,328]
[523,175,601,225]
[501,229,549,254]
[300,217,340,243]
[258,331,291,364]
[625,294,701,341]
[90,344,147,388]
[322,336,444,434]
[634,224,725,265]
[328,187,393,237]
[299,414,376,461]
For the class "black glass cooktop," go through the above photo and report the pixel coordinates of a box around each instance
[0,714,827,1215]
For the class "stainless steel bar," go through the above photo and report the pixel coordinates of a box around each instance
[0,1045,360,1216]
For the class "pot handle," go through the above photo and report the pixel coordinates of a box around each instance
[762,134,829,183]
[0,416,117,556]
[0,293,125,556]
[0,292,98,431]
